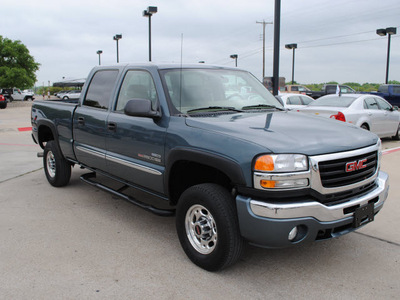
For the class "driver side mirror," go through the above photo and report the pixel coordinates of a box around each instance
[124,99,161,118]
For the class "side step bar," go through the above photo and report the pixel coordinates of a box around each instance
[80,172,175,217]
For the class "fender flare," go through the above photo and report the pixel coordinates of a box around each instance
[165,147,247,195]
[36,119,60,149]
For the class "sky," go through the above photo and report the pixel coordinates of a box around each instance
[3,0,400,86]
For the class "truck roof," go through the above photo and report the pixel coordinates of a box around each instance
[91,63,243,72]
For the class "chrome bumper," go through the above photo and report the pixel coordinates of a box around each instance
[250,171,389,222]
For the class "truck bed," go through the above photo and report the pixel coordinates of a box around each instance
[31,100,78,160]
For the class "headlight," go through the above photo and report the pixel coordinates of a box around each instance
[253,154,310,190]
[254,154,308,172]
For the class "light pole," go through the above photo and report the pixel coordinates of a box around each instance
[143,6,158,62]
[285,43,297,85]
[272,0,281,96]
[230,54,238,67]
[376,27,397,84]
[96,50,103,65]
[113,34,122,63]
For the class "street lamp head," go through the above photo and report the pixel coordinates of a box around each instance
[143,6,157,17]
[97,50,103,55]
[230,54,238,59]
[113,34,122,40]
[285,43,297,49]
[148,6,157,14]
[386,27,397,35]
[376,28,386,36]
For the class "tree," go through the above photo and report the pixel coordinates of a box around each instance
[0,36,40,89]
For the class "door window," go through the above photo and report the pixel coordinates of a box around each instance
[287,96,301,105]
[300,96,313,105]
[375,98,392,110]
[115,70,158,112]
[364,98,379,110]
[83,70,119,109]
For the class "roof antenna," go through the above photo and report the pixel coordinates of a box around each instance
[179,33,183,112]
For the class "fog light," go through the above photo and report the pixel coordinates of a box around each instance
[288,226,298,241]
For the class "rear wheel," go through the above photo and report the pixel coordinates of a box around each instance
[176,183,243,271]
[361,124,369,131]
[43,140,71,187]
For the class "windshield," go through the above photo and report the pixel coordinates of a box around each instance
[308,96,357,107]
[160,68,282,114]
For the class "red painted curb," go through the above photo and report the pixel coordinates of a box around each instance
[18,127,32,132]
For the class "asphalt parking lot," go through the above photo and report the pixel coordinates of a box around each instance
[1,102,399,299]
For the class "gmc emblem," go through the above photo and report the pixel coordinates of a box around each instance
[346,159,367,172]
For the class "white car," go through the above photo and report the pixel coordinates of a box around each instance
[61,90,81,100]
[299,94,400,139]
[275,93,314,110]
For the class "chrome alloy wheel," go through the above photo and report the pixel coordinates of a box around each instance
[46,150,56,178]
[185,204,218,255]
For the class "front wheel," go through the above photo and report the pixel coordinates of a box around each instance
[176,183,243,271]
[43,140,71,187]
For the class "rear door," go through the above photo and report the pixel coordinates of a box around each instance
[363,97,382,134]
[73,69,119,170]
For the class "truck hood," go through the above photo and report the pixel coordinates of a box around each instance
[185,111,378,155]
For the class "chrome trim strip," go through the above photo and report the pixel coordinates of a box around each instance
[76,145,105,159]
[106,154,162,176]
[250,171,389,222]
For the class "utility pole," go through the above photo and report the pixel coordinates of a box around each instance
[256,20,273,79]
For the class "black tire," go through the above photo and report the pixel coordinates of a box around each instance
[176,183,244,271]
[63,96,69,100]
[0,102,6,109]
[43,140,71,187]
[392,124,400,140]
[8,96,13,102]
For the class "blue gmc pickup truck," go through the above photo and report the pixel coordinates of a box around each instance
[365,84,400,107]
[31,64,389,271]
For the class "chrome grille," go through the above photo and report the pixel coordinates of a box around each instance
[319,151,377,188]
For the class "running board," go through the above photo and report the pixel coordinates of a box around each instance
[80,172,175,217]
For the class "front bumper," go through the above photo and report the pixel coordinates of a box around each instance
[236,171,389,248]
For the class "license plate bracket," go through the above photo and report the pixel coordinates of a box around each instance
[353,202,374,228]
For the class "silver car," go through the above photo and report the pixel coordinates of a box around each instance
[299,94,400,139]
[276,93,314,110]
[62,90,81,100]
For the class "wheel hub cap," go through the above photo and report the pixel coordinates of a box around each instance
[185,204,217,255]
[46,151,56,178]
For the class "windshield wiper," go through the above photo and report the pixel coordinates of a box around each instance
[241,104,285,111]
[187,106,244,114]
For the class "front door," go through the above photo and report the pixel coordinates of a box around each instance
[105,69,167,194]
